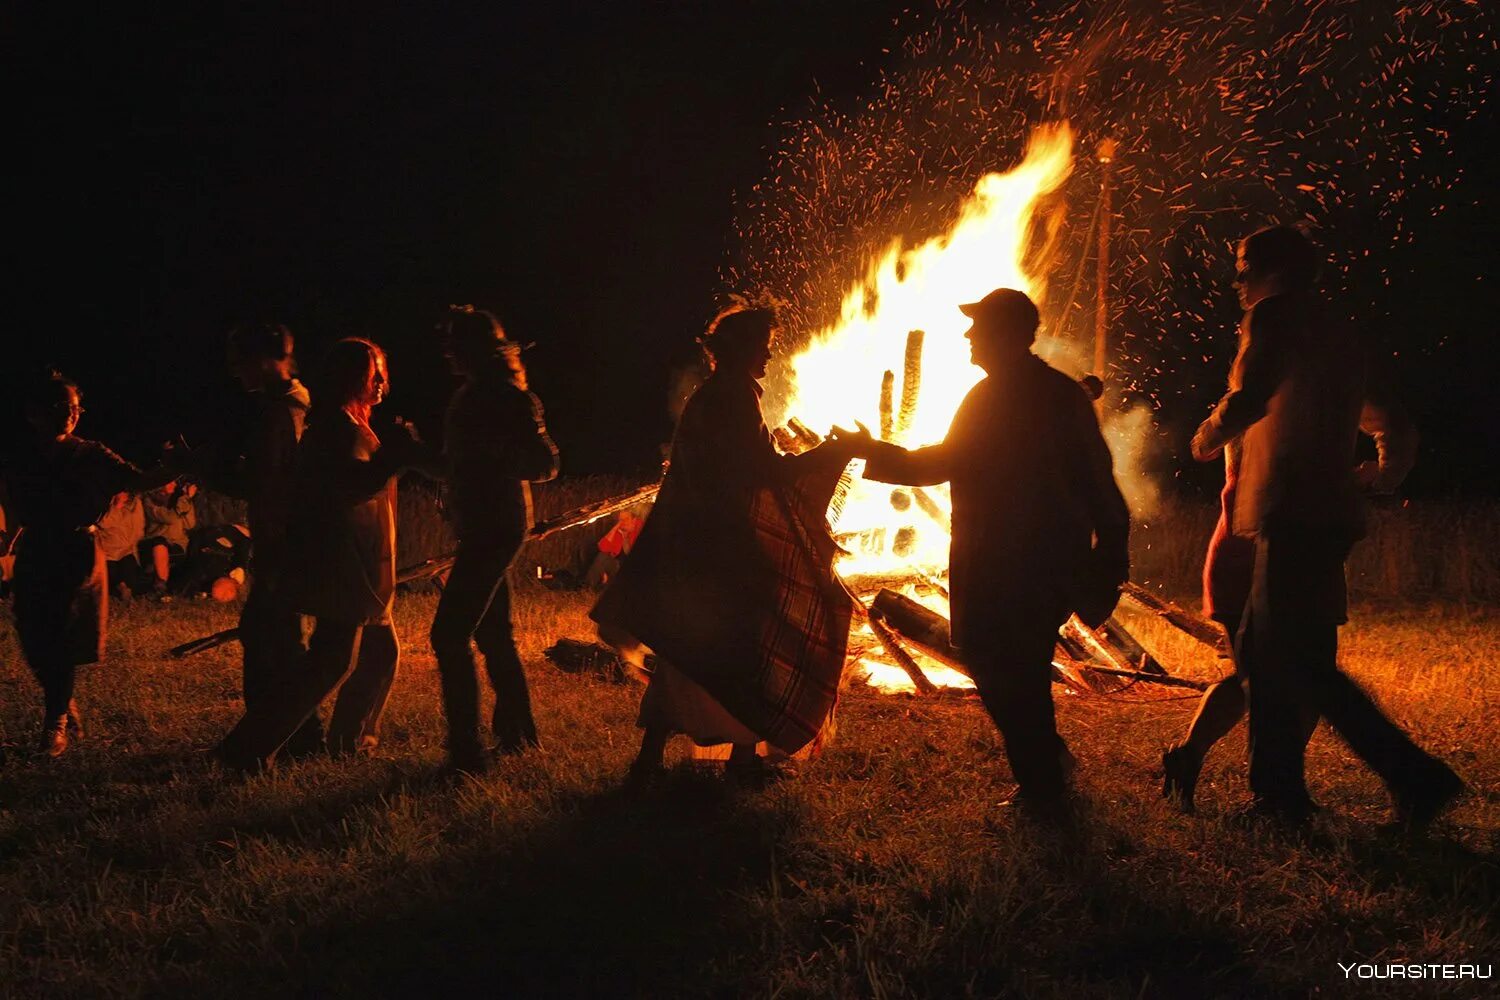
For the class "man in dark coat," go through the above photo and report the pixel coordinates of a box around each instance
[431,307,559,773]
[1190,225,1462,828]
[201,323,321,755]
[837,288,1130,810]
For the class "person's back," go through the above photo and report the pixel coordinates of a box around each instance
[946,356,1113,622]
[1230,291,1366,541]
[444,357,558,546]
[246,378,310,552]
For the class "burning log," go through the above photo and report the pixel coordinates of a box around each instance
[1052,655,1208,692]
[879,370,895,440]
[863,609,939,695]
[1119,582,1230,654]
[1100,617,1166,675]
[871,587,1204,694]
[909,487,950,531]
[897,329,924,435]
[1060,615,1137,677]
[786,416,823,452]
[869,589,966,671]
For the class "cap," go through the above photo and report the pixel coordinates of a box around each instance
[958,288,1041,341]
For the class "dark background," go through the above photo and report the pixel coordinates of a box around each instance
[9,3,1499,492]
[9,3,909,475]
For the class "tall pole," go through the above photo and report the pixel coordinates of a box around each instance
[1094,137,1118,391]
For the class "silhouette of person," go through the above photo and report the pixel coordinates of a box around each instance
[429,306,559,774]
[1163,271,1420,813]
[215,338,434,772]
[4,370,175,756]
[592,305,854,785]
[188,322,324,756]
[1187,225,1462,828]
[835,288,1129,813]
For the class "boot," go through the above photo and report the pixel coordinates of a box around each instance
[67,700,85,740]
[40,715,69,758]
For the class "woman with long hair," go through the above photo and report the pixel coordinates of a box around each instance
[215,338,432,771]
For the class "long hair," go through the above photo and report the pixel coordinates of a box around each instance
[315,337,385,411]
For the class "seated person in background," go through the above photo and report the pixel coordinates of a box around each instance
[97,491,148,597]
[140,479,197,595]
[585,504,646,589]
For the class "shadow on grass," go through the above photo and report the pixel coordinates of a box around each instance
[184,768,795,998]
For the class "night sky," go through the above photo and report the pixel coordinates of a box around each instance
[11,2,1499,493]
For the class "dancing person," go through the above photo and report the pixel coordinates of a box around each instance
[1162,258,1419,812]
[190,322,323,755]
[430,306,559,774]
[215,338,432,772]
[834,288,1130,816]
[592,305,854,785]
[4,370,175,756]
[1188,224,1461,829]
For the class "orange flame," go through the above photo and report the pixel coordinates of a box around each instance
[764,125,1076,693]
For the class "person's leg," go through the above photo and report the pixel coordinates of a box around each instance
[240,582,323,756]
[627,726,671,784]
[1242,534,1317,816]
[217,619,361,767]
[328,623,399,756]
[150,542,171,588]
[1298,626,1460,820]
[971,625,1067,802]
[476,573,538,752]
[1163,676,1245,811]
[430,544,500,763]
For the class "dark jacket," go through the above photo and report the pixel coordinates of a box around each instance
[442,360,558,546]
[863,353,1130,650]
[1194,292,1415,542]
[202,379,310,573]
[4,435,165,665]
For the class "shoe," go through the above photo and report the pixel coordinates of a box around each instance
[1393,765,1465,835]
[443,744,491,777]
[1162,745,1202,814]
[66,700,85,740]
[210,741,267,778]
[491,711,539,756]
[40,716,69,758]
[622,756,664,792]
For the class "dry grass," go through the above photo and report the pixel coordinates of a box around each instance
[0,538,1496,996]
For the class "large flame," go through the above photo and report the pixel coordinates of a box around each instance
[765,124,1076,692]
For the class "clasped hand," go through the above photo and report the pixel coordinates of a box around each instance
[826,420,876,459]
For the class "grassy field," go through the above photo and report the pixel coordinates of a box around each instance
[0,564,1497,996]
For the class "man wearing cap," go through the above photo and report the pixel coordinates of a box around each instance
[431,307,559,773]
[833,288,1129,813]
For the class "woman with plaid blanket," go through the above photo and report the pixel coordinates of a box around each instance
[591,306,855,785]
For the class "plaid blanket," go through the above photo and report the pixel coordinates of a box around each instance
[590,374,852,756]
